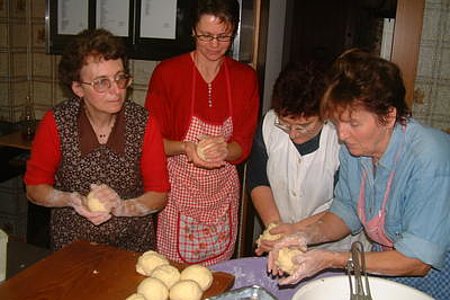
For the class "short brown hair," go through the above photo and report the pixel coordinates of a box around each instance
[321,48,410,125]
[271,62,326,118]
[58,28,128,95]
[192,0,240,36]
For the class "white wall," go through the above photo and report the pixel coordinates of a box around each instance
[261,0,287,114]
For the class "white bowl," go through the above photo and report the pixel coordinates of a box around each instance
[292,275,433,300]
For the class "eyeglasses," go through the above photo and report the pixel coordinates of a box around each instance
[80,72,132,93]
[274,117,320,134]
[194,34,233,43]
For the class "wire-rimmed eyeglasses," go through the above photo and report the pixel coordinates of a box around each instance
[274,116,320,134]
[80,72,132,93]
[194,34,234,43]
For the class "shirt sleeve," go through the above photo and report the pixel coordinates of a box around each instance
[329,147,363,233]
[246,121,269,192]
[140,116,170,192]
[24,111,61,185]
[229,62,260,164]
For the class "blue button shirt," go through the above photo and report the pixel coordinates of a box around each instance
[331,119,450,269]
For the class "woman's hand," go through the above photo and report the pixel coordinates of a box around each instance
[255,222,298,256]
[267,231,309,275]
[277,249,335,285]
[184,135,228,169]
[68,192,111,225]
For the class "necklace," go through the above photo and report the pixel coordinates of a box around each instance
[85,108,116,143]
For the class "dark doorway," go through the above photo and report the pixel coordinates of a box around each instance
[283,0,397,66]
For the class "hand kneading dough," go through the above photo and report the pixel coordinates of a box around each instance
[86,191,109,213]
[151,264,181,289]
[256,222,282,246]
[170,280,203,300]
[180,264,213,291]
[135,250,169,276]
[276,247,305,275]
[125,293,146,300]
[196,138,219,161]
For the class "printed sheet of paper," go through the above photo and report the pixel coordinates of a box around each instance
[57,0,88,35]
[96,0,130,37]
[140,0,177,39]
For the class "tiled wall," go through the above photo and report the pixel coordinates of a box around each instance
[412,0,450,130]
[0,0,158,122]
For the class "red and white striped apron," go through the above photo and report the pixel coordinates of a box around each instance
[157,61,240,265]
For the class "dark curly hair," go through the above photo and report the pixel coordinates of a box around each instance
[321,48,411,125]
[192,0,240,36]
[58,28,129,96]
[271,62,327,118]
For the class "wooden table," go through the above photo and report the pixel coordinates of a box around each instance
[0,240,234,300]
[0,131,32,150]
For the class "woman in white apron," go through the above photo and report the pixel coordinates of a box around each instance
[266,49,450,299]
[145,0,259,265]
[248,63,368,255]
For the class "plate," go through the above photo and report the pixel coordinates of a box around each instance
[209,257,299,300]
[292,275,434,300]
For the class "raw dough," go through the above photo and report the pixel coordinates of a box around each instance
[196,139,213,161]
[86,191,109,213]
[151,264,181,289]
[135,250,170,276]
[125,293,145,300]
[137,277,168,300]
[169,280,203,300]
[180,264,213,291]
[275,247,305,275]
[256,222,282,246]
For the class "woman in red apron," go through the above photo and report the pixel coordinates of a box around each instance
[145,0,259,265]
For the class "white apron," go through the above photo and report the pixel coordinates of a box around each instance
[263,110,366,251]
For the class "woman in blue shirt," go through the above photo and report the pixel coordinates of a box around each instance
[267,49,450,299]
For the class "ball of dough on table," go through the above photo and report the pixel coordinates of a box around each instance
[125,293,146,300]
[137,277,168,300]
[86,191,109,213]
[151,264,181,289]
[170,280,203,300]
[276,247,305,275]
[256,222,282,246]
[180,264,213,291]
[136,251,169,276]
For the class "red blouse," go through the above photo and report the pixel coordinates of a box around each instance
[24,111,170,193]
[145,53,260,164]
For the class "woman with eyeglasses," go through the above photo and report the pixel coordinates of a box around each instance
[24,29,169,252]
[144,0,259,265]
[247,62,368,256]
[267,49,450,299]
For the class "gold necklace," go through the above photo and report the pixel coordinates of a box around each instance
[85,109,116,143]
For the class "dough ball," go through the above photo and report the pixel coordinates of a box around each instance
[137,277,168,300]
[169,280,203,300]
[256,222,282,246]
[135,251,169,276]
[151,264,181,289]
[276,247,305,275]
[196,140,211,161]
[86,191,109,213]
[125,293,145,300]
[180,264,213,291]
